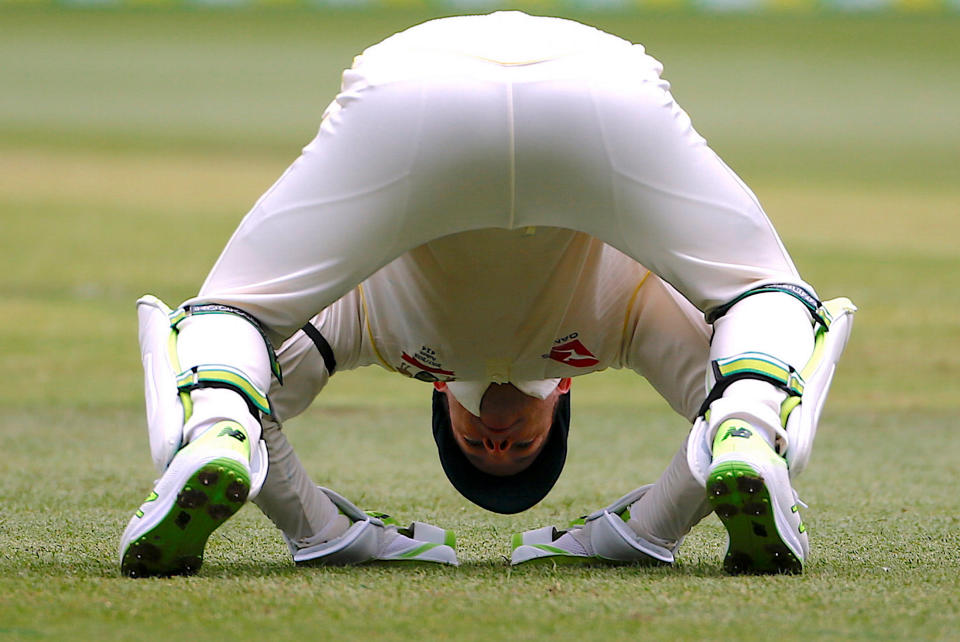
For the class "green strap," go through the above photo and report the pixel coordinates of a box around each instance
[698,351,805,417]
[176,364,272,415]
[714,352,805,397]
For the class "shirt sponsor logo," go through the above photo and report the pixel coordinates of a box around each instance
[398,346,455,382]
[545,333,599,368]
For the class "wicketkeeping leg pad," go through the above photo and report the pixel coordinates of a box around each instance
[137,295,273,498]
[687,297,856,483]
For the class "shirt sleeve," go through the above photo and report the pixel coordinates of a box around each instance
[268,290,365,424]
[268,316,334,424]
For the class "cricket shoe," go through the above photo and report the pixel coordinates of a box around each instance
[511,485,674,566]
[707,418,809,575]
[286,487,458,567]
[119,420,252,578]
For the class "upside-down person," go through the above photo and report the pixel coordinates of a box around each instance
[120,11,854,578]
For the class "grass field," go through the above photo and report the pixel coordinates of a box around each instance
[1,6,959,641]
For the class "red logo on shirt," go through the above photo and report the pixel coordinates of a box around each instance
[547,339,599,368]
[401,352,454,376]
[398,348,455,382]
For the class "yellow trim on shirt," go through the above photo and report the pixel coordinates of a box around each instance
[621,270,653,346]
[357,284,396,372]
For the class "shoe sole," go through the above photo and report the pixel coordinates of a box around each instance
[121,457,250,578]
[707,461,802,575]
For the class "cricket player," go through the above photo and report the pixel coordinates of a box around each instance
[120,12,855,578]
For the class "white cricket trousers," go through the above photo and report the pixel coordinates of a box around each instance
[191,14,809,346]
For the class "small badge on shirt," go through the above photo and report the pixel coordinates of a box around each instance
[543,332,600,368]
[398,346,455,382]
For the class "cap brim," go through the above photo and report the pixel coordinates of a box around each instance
[432,389,570,514]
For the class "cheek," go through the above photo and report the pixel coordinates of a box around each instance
[530,403,557,434]
[448,405,478,438]
[531,430,551,454]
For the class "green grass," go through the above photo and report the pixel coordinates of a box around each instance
[1,6,959,641]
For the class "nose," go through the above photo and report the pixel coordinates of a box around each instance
[482,437,512,453]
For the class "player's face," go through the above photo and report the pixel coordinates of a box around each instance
[438,379,571,477]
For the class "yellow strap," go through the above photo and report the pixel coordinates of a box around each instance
[176,365,271,414]
[714,352,805,396]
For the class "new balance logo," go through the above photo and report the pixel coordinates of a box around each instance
[218,426,247,443]
[721,426,752,440]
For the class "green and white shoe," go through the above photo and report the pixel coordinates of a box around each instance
[707,418,808,574]
[119,420,252,578]
[287,487,459,567]
[511,486,674,566]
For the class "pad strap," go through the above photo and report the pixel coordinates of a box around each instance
[706,283,826,326]
[697,352,805,418]
[170,303,283,384]
[176,364,271,417]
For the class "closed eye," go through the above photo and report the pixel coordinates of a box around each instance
[463,437,483,448]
